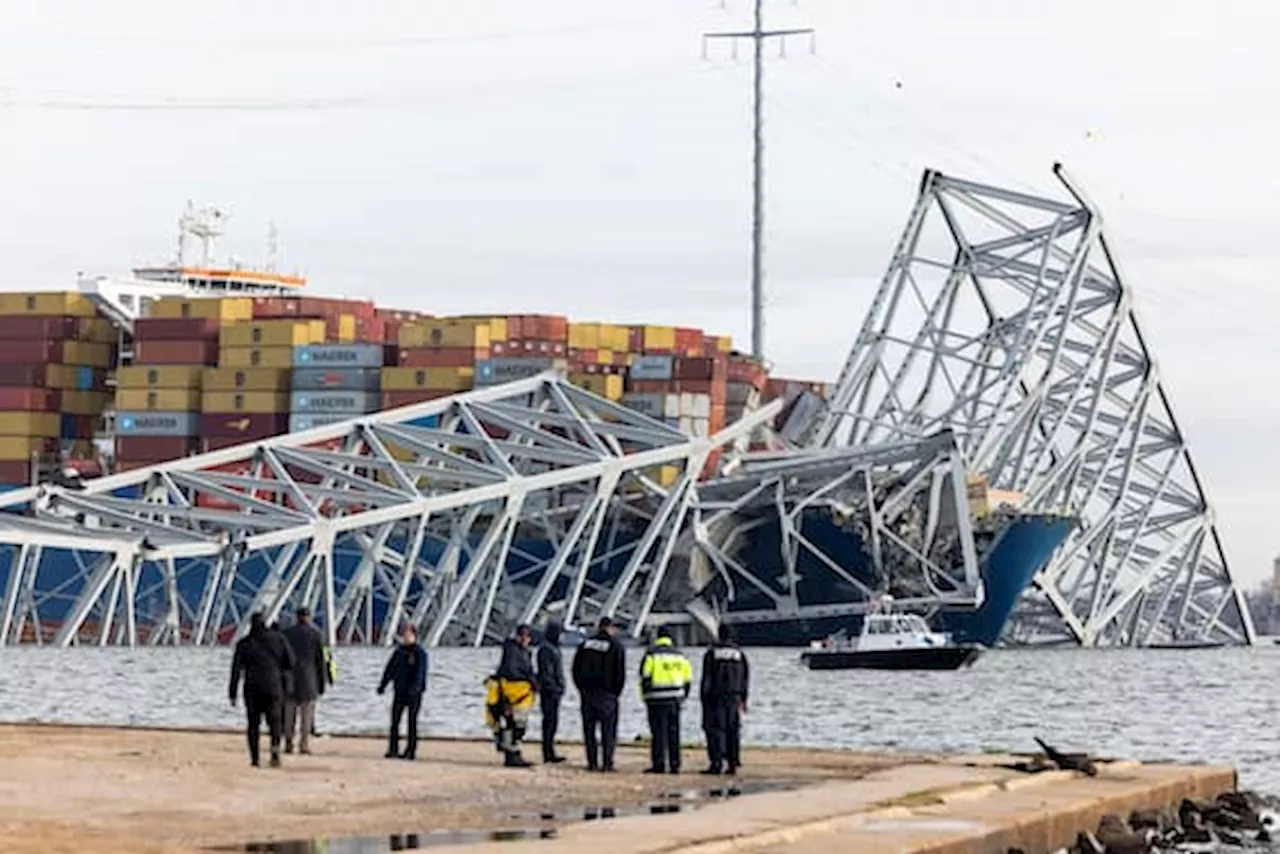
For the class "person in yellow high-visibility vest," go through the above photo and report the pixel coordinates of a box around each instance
[639,626,693,774]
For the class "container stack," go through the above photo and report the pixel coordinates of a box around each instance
[475,314,570,387]
[201,318,324,452]
[566,321,629,401]
[250,296,381,345]
[289,343,385,431]
[384,318,489,406]
[0,292,113,484]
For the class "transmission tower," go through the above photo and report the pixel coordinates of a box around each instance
[703,0,814,362]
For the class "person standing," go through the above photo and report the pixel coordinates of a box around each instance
[700,624,750,776]
[486,624,539,768]
[282,606,327,755]
[228,612,296,768]
[571,616,626,772]
[640,626,693,775]
[377,625,429,761]
[536,621,567,764]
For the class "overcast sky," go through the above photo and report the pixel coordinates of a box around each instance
[2,0,1278,583]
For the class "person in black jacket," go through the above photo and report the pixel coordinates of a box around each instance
[282,606,327,756]
[377,625,429,761]
[229,612,296,768]
[536,621,567,764]
[571,616,626,772]
[700,624,750,776]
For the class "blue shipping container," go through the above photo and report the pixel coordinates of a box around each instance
[475,358,559,386]
[115,411,200,437]
[291,367,382,392]
[75,365,97,390]
[292,344,385,369]
[289,391,380,414]
[629,355,674,381]
[289,413,355,432]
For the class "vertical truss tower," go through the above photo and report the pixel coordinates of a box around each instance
[805,165,1254,647]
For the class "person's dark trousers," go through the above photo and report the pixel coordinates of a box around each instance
[703,697,742,772]
[245,689,282,766]
[646,700,681,773]
[580,689,619,770]
[389,692,423,759]
[540,692,562,761]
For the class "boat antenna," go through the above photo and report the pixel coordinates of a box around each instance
[703,0,815,362]
[266,221,279,273]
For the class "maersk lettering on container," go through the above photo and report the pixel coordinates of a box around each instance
[292,344,384,369]
[291,367,382,392]
[289,391,380,413]
[629,355,674,381]
[288,412,352,432]
[115,411,200,437]
[474,357,558,386]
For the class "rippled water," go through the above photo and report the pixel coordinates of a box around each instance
[2,645,1277,790]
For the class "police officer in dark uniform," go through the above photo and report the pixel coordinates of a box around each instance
[700,624,749,776]
[571,616,626,772]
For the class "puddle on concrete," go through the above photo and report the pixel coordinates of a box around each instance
[510,779,801,823]
[209,828,557,854]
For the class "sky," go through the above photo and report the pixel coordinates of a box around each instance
[1,0,1279,582]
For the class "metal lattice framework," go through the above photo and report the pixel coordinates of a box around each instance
[805,166,1254,647]
[0,374,779,648]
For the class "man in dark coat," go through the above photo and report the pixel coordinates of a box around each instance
[700,624,750,776]
[571,616,626,772]
[377,625,429,760]
[229,611,296,768]
[282,606,327,755]
[536,621,567,764]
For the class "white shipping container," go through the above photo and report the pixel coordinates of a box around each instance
[780,391,824,443]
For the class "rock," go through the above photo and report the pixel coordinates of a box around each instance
[1075,830,1105,854]
[1096,814,1153,854]
[1258,827,1271,843]
[1127,809,1161,831]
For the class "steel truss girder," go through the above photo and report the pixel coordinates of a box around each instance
[806,165,1253,647]
[0,373,780,647]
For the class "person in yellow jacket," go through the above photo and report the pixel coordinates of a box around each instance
[639,626,694,774]
[484,624,539,768]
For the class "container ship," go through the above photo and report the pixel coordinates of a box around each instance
[0,207,1072,646]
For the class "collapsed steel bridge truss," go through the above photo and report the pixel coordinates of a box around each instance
[0,374,780,647]
[805,166,1254,647]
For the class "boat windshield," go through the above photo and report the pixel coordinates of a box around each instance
[865,614,931,635]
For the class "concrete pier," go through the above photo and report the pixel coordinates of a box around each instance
[0,724,1235,854]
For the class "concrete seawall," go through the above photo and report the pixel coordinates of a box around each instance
[0,724,1235,854]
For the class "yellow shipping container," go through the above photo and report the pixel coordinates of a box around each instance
[219,319,325,349]
[381,366,474,392]
[0,413,59,437]
[63,390,110,415]
[202,367,292,392]
[61,341,113,368]
[116,365,204,389]
[596,349,615,365]
[570,373,624,401]
[150,296,254,323]
[715,335,733,354]
[398,321,491,350]
[654,465,682,487]
[0,291,98,317]
[219,347,295,369]
[202,391,290,414]
[43,365,82,390]
[0,437,52,461]
[116,388,201,412]
[336,314,358,343]
[82,318,119,343]
[450,316,509,342]
[600,324,630,352]
[569,322,600,350]
[643,325,676,351]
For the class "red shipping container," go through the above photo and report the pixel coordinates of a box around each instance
[0,387,59,411]
[396,347,488,368]
[626,379,671,395]
[627,327,645,353]
[203,437,262,453]
[382,390,453,409]
[583,363,625,376]
[0,365,50,387]
[133,339,220,365]
[673,357,716,382]
[357,317,387,343]
[116,435,200,462]
[0,460,33,485]
[200,413,290,440]
[0,340,60,364]
[134,317,220,341]
[252,296,376,320]
[675,327,704,353]
[0,316,82,340]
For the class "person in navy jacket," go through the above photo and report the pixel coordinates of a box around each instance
[377,625,429,760]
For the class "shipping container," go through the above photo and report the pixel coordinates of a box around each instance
[0,436,57,460]
[630,354,674,381]
[381,366,474,392]
[289,390,379,414]
[673,357,716,382]
[133,317,220,341]
[393,347,486,368]
[0,316,82,340]
[447,315,509,342]
[116,365,204,389]
[60,341,114,368]
[0,388,59,411]
[505,339,568,358]
[116,388,201,412]
[0,291,97,317]
[220,319,326,349]
[0,412,58,437]
[115,435,200,463]
[0,460,34,484]
[199,413,291,440]
[59,414,97,440]
[134,339,220,365]
[621,393,672,420]
[0,340,61,365]
[201,391,291,414]
[292,343,385,369]
[398,320,491,350]
[219,347,295,369]
[202,367,292,392]
[250,296,376,321]
[381,390,453,409]
[0,364,51,388]
[569,373,624,401]
[642,325,677,352]
[290,367,382,392]
[115,411,200,437]
[150,296,254,323]
[288,412,356,432]
[474,357,566,386]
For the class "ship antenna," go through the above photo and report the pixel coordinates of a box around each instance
[266,221,279,273]
[703,0,814,362]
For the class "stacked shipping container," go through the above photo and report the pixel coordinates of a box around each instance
[290,344,384,430]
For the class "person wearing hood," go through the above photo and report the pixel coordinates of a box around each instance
[377,625,429,761]
[536,621,567,764]
[229,611,296,768]
[485,624,539,767]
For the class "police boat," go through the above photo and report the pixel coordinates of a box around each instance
[799,606,983,671]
